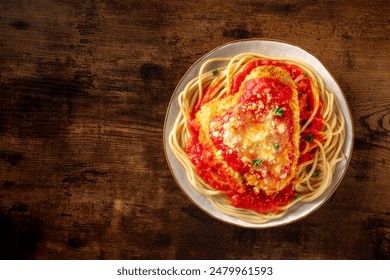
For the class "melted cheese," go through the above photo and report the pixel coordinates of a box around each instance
[223,109,276,164]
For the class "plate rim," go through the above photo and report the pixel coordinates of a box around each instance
[163,38,354,228]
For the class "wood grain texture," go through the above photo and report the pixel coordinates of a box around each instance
[0,0,389,260]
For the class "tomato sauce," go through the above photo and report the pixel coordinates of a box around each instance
[185,60,324,214]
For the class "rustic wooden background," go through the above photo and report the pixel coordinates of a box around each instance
[0,0,389,260]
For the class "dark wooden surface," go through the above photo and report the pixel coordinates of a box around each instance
[0,0,389,260]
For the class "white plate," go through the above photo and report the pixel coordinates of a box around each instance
[163,39,354,228]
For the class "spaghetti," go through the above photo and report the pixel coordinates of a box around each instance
[169,53,345,224]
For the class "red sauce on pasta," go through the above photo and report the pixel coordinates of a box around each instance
[185,60,324,214]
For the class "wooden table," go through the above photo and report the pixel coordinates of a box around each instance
[0,0,389,260]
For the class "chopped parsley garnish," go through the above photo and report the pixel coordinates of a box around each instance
[273,107,284,117]
[312,170,319,177]
[305,133,314,143]
[273,143,279,150]
[303,72,308,78]
[212,68,218,76]
[253,159,263,167]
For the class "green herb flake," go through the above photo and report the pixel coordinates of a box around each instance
[212,68,218,76]
[305,133,314,143]
[312,170,320,177]
[273,107,284,117]
[303,72,308,78]
[273,143,279,150]
[253,159,263,167]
